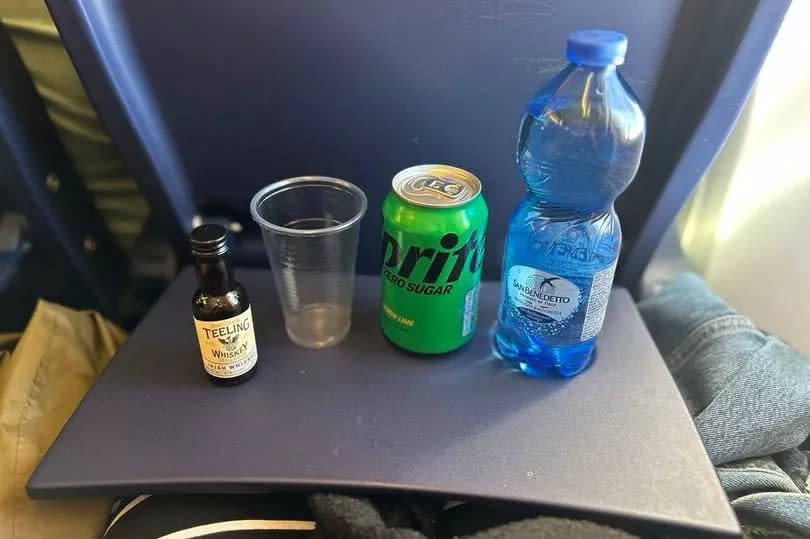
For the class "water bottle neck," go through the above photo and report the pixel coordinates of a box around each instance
[563,63,622,94]
[570,63,617,76]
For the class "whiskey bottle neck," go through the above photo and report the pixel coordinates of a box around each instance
[195,255,234,296]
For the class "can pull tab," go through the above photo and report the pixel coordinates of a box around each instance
[407,176,464,199]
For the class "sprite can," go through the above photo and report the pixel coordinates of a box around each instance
[381,164,488,353]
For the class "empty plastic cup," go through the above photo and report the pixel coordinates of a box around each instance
[250,177,367,348]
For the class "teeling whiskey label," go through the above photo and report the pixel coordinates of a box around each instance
[193,307,257,378]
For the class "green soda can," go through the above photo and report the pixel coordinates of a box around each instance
[381,164,488,354]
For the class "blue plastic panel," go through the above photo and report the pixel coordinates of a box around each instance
[45,0,788,287]
[47,0,679,278]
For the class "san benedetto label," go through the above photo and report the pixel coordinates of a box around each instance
[193,307,257,378]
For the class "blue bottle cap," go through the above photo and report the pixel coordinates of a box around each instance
[566,29,627,66]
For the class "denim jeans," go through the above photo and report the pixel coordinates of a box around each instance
[639,273,810,537]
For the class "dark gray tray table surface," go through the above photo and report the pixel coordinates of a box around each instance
[28,268,739,537]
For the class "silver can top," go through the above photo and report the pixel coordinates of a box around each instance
[392,164,482,208]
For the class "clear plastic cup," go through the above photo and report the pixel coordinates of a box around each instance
[250,177,367,349]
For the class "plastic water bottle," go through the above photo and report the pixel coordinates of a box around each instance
[494,30,645,377]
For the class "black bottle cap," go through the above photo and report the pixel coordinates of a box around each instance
[190,224,229,257]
